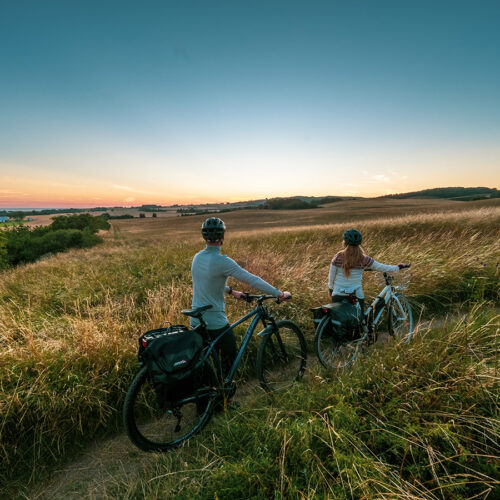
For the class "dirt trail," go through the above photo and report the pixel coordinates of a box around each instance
[28,375,268,499]
[28,317,445,499]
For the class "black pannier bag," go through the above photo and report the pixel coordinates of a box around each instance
[311,301,363,340]
[137,325,189,363]
[138,326,204,407]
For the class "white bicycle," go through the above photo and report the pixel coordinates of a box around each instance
[314,265,413,370]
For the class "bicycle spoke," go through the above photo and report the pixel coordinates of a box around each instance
[315,316,362,370]
[257,320,307,392]
[389,293,413,341]
[123,365,217,451]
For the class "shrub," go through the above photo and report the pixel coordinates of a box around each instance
[0,231,7,269]
[2,215,109,267]
[50,214,110,233]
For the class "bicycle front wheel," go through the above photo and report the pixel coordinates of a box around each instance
[388,293,413,341]
[123,363,217,452]
[315,315,362,370]
[256,320,307,392]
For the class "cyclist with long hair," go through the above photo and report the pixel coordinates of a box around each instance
[329,229,408,314]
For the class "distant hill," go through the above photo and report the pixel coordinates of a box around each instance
[257,195,360,210]
[259,197,319,210]
[380,187,499,201]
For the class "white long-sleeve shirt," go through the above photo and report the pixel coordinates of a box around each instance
[191,245,280,329]
[328,253,399,299]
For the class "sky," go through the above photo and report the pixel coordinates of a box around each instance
[1,0,499,208]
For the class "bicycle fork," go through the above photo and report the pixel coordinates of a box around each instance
[258,321,288,362]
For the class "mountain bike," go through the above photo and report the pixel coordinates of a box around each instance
[314,266,413,370]
[123,294,307,452]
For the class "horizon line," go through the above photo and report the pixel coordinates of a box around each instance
[1,185,498,211]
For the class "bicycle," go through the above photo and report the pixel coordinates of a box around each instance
[123,294,307,452]
[314,265,413,370]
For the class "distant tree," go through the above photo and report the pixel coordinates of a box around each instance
[108,214,134,219]
[260,197,319,210]
[50,214,110,233]
[380,187,499,200]
[0,231,7,269]
[7,211,26,220]
[316,196,343,205]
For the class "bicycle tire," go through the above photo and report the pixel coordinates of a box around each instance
[123,360,218,452]
[256,320,307,392]
[388,293,413,341]
[315,315,362,370]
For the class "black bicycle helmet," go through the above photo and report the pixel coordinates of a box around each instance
[343,229,362,246]
[201,217,226,242]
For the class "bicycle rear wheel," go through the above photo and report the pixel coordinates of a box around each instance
[388,293,413,341]
[315,315,362,370]
[256,320,307,392]
[123,362,217,452]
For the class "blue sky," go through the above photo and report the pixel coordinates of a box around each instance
[1,0,499,206]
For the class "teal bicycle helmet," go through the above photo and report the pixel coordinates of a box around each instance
[343,229,362,246]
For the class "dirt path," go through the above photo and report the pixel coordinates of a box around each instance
[28,374,269,499]
[28,316,445,499]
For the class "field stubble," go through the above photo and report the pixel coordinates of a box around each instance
[0,203,499,498]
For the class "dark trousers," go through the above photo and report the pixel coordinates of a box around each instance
[207,324,237,379]
[331,294,365,314]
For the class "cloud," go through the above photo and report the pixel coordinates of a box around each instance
[372,174,390,183]
[112,185,155,195]
[363,171,391,183]
[125,197,135,202]
[0,189,21,194]
[391,171,408,180]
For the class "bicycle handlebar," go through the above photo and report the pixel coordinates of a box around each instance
[240,293,291,304]
[364,263,411,272]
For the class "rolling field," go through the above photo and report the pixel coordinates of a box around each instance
[109,197,500,243]
[0,199,499,498]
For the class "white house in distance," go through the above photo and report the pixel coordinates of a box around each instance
[0,216,9,223]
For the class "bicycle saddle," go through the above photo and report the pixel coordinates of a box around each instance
[181,305,213,318]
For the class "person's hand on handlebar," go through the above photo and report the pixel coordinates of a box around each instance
[278,291,292,302]
[231,290,247,300]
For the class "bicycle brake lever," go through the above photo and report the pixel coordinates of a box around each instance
[276,294,292,304]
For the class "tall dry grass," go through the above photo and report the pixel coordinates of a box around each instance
[0,206,498,494]
[42,306,498,499]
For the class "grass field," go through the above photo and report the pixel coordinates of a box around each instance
[0,199,499,498]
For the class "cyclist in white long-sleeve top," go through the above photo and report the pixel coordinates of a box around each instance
[191,217,291,376]
[328,229,408,313]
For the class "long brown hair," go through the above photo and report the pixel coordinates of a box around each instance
[340,243,366,278]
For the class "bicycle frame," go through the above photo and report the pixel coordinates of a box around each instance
[364,283,393,328]
[197,302,275,386]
